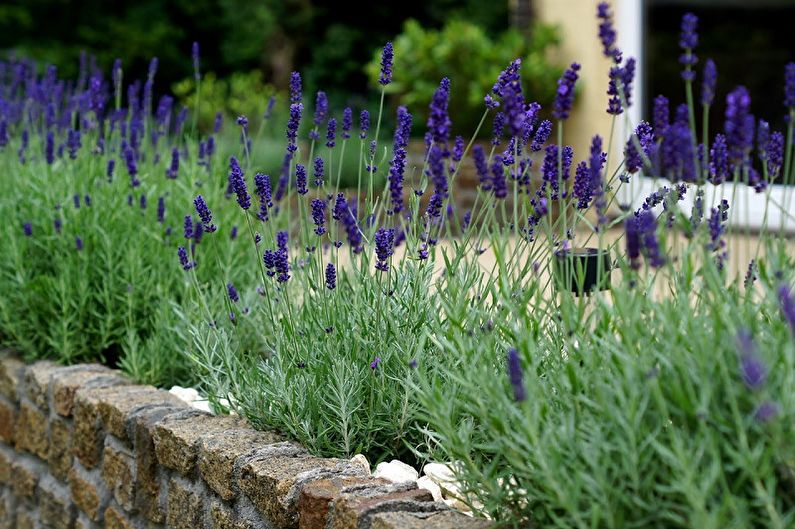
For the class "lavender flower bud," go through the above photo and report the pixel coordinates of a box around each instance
[326,117,337,148]
[767,131,784,178]
[342,107,352,139]
[428,78,452,148]
[506,348,526,402]
[736,330,766,390]
[296,164,308,195]
[679,13,699,80]
[473,145,491,191]
[228,157,251,210]
[313,157,324,187]
[701,59,717,106]
[157,197,165,223]
[374,228,395,272]
[290,72,302,104]
[193,195,217,232]
[23,222,32,237]
[178,246,193,271]
[359,110,370,139]
[325,263,337,290]
[653,95,670,134]
[166,147,179,179]
[530,120,552,151]
[553,63,580,121]
[313,91,328,128]
[779,284,795,336]
[596,2,620,62]
[379,42,394,86]
[785,63,795,109]
[227,283,239,303]
[184,216,194,239]
[311,198,326,235]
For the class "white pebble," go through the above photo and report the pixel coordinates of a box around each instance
[373,460,418,484]
[417,476,443,502]
[169,385,200,404]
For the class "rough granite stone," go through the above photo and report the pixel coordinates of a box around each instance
[50,364,123,417]
[130,405,187,523]
[39,474,78,529]
[97,385,187,443]
[15,510,37,529]
[298,476,389,529]
[69,463,107,522]
[23,361,60,410]
[0,356,25,400]
[198,428,282,500]
[209,500,256,529]
[0,490,11,529]
[166,476,204,529]
[48,415,73,481]
[15,400,49,458]
[73,385,137,469]
[0,397,16,444]
[370,511,493,529]
[104,505,137,529]
[0,444,13,484]
[101,441,135,512]
[239,452,363,529]
[11,456,44,501]
[152,411,242,475]
[329,485,437,529]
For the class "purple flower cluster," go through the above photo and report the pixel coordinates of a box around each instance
[325,263,337,290]
[388,106,413,215]
[228,157,251,210]
[701,59,717,106]
[552,63,580,121]
[311,198,326,235]
[193,195,217,232]
[625,121,654,174]
[679,13,699,81]
[736,330,767,390]
[724,86,754,164]
[263,231,290,283]
[379,42,394,86]
[374,227,395,272]
[506,348,526,402]
[626,209,664,269]
[596,2,620,62]
[254,173,273,222]
[427,78,452,148]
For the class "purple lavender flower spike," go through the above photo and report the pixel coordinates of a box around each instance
[473,145,491,191]
[166,147,179,179]
[387,106,412,215]
[779,284,795,335]
[553,63,580,121]
[679,13,699,80]
[194,195,217,232]
[736,330,767,390]
[625,214,641,269]
[45,132,54,164]
[492,112,505,145]
[214,112,223,133]
[311,198,326,235]
[228,157,250,210]
[597,2,620,62]
[287,103,303,145]
[290,72,302,104]
[326,117,337,148]
[313,91,328,131]
[75,237,83,251]
[325,263,337,290]
[342,107,352,140]
[530,120,552,151]
[625,121,654,173]
[23,222,32,237]
[755,401,780,423]
[452,136,464,163]
[701,59,717,107]
[379,42,394,86]
[428,78,452,148]
[573,161,592,209]
[227,283,239,303]
[724,86,754,163]
[370,357,381,370]
[313,157,324,187]
[507,348,526,402]
[178,247,193,270]
[491,155,508,199]
[374,228,396,272]
[192,42,200,80]
[296,164,308,195]
[359,110,370,139]
[653,95,670,135]
[767,132,784,178]
[157,197,165,223]
[709,134,729,184]
[184,215,194,239]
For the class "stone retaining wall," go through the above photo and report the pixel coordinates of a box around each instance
[0,357,491,529]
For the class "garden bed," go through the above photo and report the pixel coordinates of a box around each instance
[0,355,489,529]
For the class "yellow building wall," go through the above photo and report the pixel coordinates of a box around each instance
[535,0,623,169]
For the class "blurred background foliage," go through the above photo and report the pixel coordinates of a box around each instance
[0,0,562,137]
